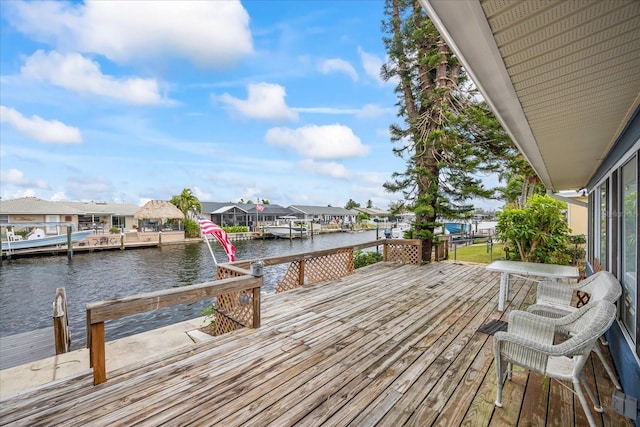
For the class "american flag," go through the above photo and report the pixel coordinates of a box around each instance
[195,213,236,262]
[256,203,264,212]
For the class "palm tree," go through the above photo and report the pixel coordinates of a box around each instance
[170,188,201,218]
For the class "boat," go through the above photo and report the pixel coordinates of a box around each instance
[391,222,412,238]
[2,229,93,251]
[265,216,309,238]
[265,224,309,238]
[444,223,466,234]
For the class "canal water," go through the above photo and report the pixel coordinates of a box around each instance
[0,230,380,349]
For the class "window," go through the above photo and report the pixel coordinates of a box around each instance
[112,216,125,229]
[596,181,608,269]
[46,215,59,234]
[620,155,637,341]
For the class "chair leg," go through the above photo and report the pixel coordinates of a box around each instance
[593,344,622,390]
[495,360,504,407]
[507,362,513,380]
[579,373,603,413]
[574,380,598,427]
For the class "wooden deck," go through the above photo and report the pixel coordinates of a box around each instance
[0,262,632,426]
[0,328,54,371]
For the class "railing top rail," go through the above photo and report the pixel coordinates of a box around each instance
[224,238,421,267]
[87,273,260,324]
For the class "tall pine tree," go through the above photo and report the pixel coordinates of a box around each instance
[381,0,516,261]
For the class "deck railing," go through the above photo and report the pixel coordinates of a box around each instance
[86,272,262,385]
[85,238,421,385]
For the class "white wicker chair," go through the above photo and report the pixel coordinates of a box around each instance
[494,300,617,427]
[527,271,622,389]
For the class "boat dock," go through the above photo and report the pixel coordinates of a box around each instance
[1,240,160,259]
[0,230,190,260]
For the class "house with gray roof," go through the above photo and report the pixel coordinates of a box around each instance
[200,201,296,229]
[0,197,140,235]
[353,207,390,222]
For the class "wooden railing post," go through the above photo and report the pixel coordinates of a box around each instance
[91,322,106,385]
[252,284,261,328]
[298,259,306,287]
[383,241,388,261]
[52,287,70,354]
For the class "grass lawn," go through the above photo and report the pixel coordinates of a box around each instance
[449,241,506,264]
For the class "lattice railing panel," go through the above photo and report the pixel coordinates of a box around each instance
[385,242,421,264]
[215,290,254,335]
[275,249,354,293]
[305,249,354,284]
[275,261,302,294]
[217,265,245,279]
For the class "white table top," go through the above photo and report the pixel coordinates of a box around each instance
[486,260,579,279]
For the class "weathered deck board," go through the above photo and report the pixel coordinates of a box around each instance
[0,328,54,371]
[0,262,633,427]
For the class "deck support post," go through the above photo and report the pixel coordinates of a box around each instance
[90,322,106,385]
[53,287,70,354]
[298,259,305,287]
[252,284,261,328]
[67,228,73,260]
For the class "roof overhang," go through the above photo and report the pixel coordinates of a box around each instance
[420,0,640,191]
[211,205,248,214]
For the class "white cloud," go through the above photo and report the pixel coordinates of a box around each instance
[192,186,214,202]
[21,51,164,105]
[355,104,394,119]
[294,107,359,115]
[0,105,82,144]
[0,168,49,188]
[265,124,369,159]
[217,83,298,122]
[319,58,358,81]
[65,176,113,201]
[293,104,393,118]
[9,0,253,68]
[358,47,386,85]
[50,192,67,201]
[299,159,350,179]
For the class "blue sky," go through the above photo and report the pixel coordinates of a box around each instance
[0,0,500,210]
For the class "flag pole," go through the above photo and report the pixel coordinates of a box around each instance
[194,208,218,266]
[203,234,218,266]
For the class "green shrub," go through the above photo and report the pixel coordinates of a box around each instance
[353,249,383,268]
[222,226,249,233]
[496,194,571,264]
[200,303,217,335]
[183,218,200,238]
[109,227,121,234]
